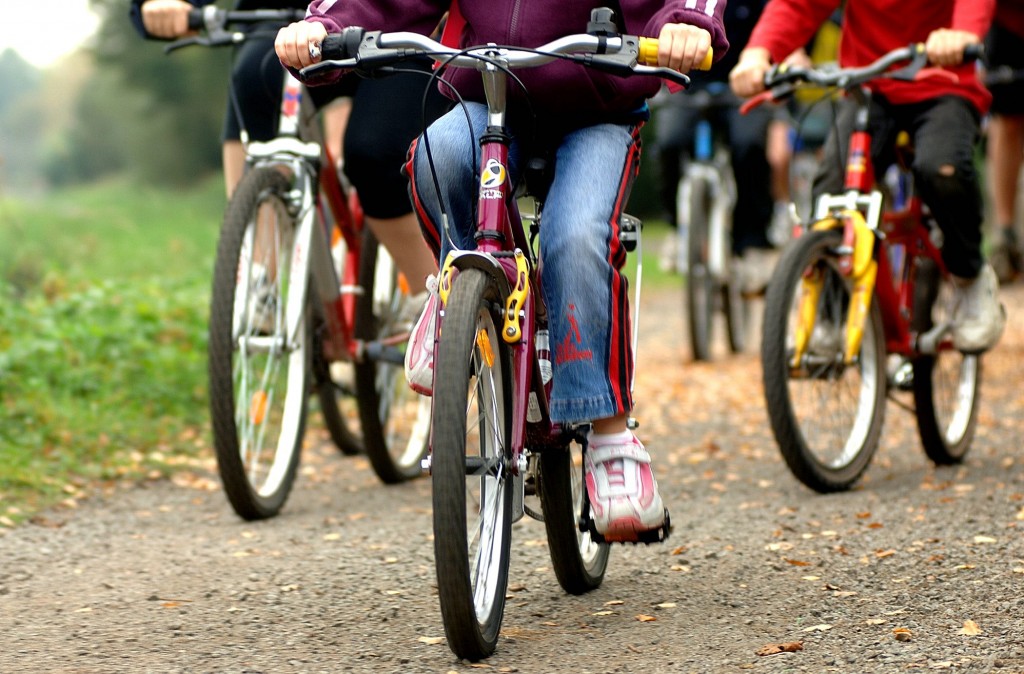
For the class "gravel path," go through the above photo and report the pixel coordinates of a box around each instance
[3,284,1023,674]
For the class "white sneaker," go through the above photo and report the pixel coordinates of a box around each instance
[584,431,665,542]
[951,264,1006,354]
[404,274,439,396]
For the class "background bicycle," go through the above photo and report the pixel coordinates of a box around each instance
[171,8,430,520]
[748,45,985,492]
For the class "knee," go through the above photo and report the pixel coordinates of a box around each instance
[914,156,975,201]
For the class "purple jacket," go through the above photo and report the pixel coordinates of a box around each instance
[303,0,728,122]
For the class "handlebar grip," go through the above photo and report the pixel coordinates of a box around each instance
[186,8,204,31]
[963,42,985,64]
[637,38,713,70]
[321,27,366,61]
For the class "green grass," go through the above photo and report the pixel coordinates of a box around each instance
[0,176,224,522]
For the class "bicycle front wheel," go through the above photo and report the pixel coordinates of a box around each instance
[208,167,308,520]
[354,228,431,483]
[684,176,714,361]
[539,441,609,595]
[761,228,887,492]
[910,258,982,464]
[431,268,513,661]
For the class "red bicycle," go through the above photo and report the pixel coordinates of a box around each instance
[172,8,431,520]
[308,11,702,659]
[746,44,984,492]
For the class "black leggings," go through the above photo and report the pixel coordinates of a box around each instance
[224,36,449,219]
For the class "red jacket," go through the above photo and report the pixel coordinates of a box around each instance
[995,0,1024,37]
[303,0,729,124]
[747,0,994,114]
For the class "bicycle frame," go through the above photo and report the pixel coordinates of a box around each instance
[799,85,952,366]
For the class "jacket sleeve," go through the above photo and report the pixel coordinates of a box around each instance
[129,0,209,40]
[304,0,449,37]
[747,0,840,64]
[952,0,995,39]
[641,0,731,65]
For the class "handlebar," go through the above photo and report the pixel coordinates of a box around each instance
[741,42,984,114]
[166,8,305,53]
[305,28,710,87]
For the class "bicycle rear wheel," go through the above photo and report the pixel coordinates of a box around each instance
[910,258,982,464]
[684,176,714,361]
[539,440,609,595]
[354,228,431,483]
[313,222,363,456]
[761,228,887,492]
[431,268,513,661]
[208,167,307,520]
[723,261,751,354]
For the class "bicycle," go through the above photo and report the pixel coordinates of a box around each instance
[170,8,431,520]
[307,12,700,660]
[667,82,751,361]
[744,44,984,492]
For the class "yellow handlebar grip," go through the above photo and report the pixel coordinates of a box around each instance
[638,37,659,66]
[636,37,713,71]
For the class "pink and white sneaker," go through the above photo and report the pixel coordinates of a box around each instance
[584,430,666,542]
[404,274,439,396]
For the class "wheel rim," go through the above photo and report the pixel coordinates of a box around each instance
[785,262,881,470]
[230,199,303,498]
[372,253,431,471]
[464,307,510,623]
[930,353,979,444]
[570,445,603,568]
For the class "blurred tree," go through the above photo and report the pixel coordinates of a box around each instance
[47,0,229,186]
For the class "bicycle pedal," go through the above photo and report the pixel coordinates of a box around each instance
[579,509,672,545]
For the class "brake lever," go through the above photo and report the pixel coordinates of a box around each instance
[300,58,359,79]
[634,64,691,88]
[164,31,240,54]
[885,47,928,82]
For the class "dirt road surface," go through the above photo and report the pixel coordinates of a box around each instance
[3,285,1024,674]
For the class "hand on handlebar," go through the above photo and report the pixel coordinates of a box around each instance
[275,20,329,70]
[728,47,772,98]
[656,24,712,73]
[141,0,194,39]
[924,29,981,68]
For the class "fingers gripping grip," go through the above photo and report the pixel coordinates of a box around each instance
[321,27,366,60]
[637,37,713,70]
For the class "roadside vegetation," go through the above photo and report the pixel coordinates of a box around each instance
[0,178,222,522]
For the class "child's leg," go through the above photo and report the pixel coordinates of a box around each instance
[540,122,665,539]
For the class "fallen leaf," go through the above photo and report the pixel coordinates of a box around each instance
[973,535,997,544]
[541,621,558,626]
[930,662,954,669]
[802,624,832,632]
[784,558,812,567]
[875,549,897,559]
[893,627,912,641]
[655,602,677,609]
[604,600,625,606]
[593,610,616,616]
[959,620,982,636]
[670,546,687,555]
[865,619,885,625]
[417,636,445,645]
[755,641,803,656]
[323,533,341,541]
[635,614,657,622]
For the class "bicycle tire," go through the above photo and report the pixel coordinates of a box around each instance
[685,175,714,361]
[723,264,750,354]
[909,258,982,464]
[431,268,513,661]
[761,228,887,492]
[208,167,307,520]
[539,441,609,595]
[353,228,431,483]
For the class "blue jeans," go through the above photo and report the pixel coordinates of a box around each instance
[409,104,641,424]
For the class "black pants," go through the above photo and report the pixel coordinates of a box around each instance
[813,94,984,278]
